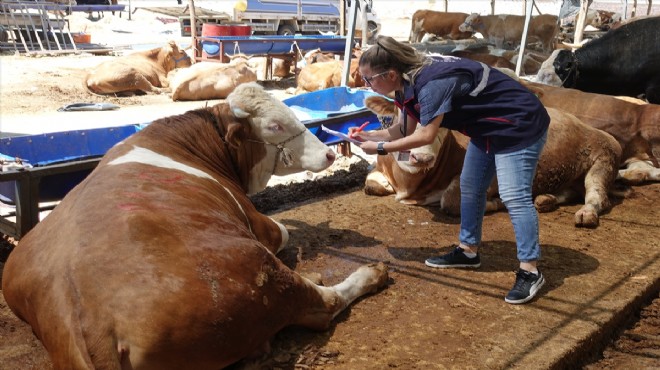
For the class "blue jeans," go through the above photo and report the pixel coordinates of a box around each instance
[458,130,548,262]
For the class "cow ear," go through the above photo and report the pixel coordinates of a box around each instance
[224,121,246,148]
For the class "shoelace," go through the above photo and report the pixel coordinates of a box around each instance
[511,270,533,291]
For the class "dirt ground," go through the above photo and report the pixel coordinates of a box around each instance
[1,6,659,370]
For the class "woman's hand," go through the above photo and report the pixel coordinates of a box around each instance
[348,128,383,142]
[358,140,379,155]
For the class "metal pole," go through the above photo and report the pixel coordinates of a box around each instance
[340,0,345,36]
[361,0,367,47]
[341,0,358,87]
[515,0,534,76]
[573,0,589,46]
[188,0,197,64]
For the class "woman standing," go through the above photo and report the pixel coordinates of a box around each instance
[351,36,550,304]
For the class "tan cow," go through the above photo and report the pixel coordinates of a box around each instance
[294,59,364,94]
[409,10,474,43]
[84,40,191,95]
[363,96,622,227]
[2,83,388,370]
[459,13,559,53]
[229,54,293,80]
[521,81,660,184]
[168,60,257,101]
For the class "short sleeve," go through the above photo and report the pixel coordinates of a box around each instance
[417,74,473,126]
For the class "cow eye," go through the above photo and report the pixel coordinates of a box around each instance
[267,122,283,133]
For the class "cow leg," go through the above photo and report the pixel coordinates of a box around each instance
[364,171,394,196]
[293,262,388,330]
[618,159,660,184]
[576,162,618,227]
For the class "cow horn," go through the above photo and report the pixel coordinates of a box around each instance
[231,106,250,118]
[561,40,588,49]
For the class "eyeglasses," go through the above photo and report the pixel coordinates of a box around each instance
[362,71,388,87]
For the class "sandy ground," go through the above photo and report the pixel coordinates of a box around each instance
[1,1,659,369]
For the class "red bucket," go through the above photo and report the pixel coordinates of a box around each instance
[230,25,252,36]
[201,24,232,60]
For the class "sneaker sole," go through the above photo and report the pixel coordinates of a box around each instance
[504,275,545,304]
[425,260,481,269]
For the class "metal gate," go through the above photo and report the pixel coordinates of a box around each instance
[0,0,77,54]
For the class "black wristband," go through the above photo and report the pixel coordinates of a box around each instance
[377,141,388,155]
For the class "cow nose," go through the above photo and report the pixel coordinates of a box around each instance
[326,150,336,165]
[412,153,434,165]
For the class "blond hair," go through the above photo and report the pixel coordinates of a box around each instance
[359,35,431,83]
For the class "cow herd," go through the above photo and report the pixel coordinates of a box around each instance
[2,9,659,370]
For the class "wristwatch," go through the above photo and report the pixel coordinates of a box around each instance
[377,141,387,155]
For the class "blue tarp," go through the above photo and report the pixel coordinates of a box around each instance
[284,86,383,145]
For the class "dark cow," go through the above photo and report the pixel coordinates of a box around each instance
[409,10,474,43]
[363,95,622,227]
[2,83,388,369]
[536,16,660,104]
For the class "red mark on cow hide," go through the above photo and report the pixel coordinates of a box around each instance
[137,171,186,184]
[117,203,178,212]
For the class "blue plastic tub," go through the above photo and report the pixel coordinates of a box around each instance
[283,87,384,145]
[201,35,351,57]
[0,124,144,204]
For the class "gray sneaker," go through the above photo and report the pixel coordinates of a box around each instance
[505,269,545,304]
[425,246,481,268]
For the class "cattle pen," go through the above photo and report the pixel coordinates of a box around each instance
[1,1,659,369]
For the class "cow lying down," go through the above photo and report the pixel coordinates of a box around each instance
[84,40,191,96]
[520,81,660,184]
[363,95,622,228]
[167,60,257,101]
[2,83,388,370]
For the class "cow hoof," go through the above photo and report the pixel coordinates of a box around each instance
[617,169,648,185]
[358,262,389,292]
[575,208,599,228]
[534,194,558,213]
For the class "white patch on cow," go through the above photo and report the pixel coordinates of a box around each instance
[109,146,216,180]
[272,218,289,253]
[534,50,562,86]
[109,146,257,236]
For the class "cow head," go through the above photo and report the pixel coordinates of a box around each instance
[459,13,481,33]
[226,82,336,193]
[364,96,443,173]
[535,49,571,87]
[161,40,192,72]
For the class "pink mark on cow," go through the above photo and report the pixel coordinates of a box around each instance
[137,171,187,184]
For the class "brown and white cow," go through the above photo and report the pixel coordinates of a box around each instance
[84,40,191,95]
[168,60,257,101]
[521,81,660,184]
[363,96,622,227]
[2,82,388,370]
[293,59,364,94]
[459,13,559,53]
[228,54,293,81]
[409,10,474,43]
